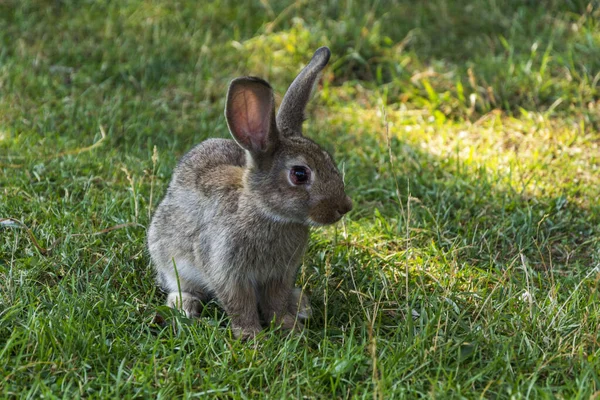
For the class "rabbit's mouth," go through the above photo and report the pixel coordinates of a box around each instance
[307,215,343,227]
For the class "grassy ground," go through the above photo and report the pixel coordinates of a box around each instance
[1,0,599,398]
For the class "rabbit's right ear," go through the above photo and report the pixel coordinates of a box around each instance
[276,47,331,137]
[225,77,278,154]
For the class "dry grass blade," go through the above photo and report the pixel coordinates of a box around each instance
[0,125,106,168]
[49,125,107,159]
[0,163,23,168]
[0,217,49,255]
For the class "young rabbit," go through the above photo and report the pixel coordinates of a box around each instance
[147,47,352,339]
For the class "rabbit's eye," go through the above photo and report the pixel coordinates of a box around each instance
[290,166,311,185]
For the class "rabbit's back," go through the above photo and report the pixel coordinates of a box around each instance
[173,138,246,194]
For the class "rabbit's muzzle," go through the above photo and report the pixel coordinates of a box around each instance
[309,195,353,225]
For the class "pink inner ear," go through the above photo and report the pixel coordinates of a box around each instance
[229,83,272,152]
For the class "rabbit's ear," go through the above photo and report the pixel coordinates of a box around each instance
[226,77,278,153]
[276,47,331,137]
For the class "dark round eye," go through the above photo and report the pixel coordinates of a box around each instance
[289,166,311,185]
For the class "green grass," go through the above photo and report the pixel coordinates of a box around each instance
[1,0,599,398]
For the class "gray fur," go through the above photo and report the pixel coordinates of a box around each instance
[147,47,351,339]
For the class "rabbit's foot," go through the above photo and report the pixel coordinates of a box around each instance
[167,292,202,318]
[289,288,312,320]
[280,313,304,332]
[232,323,262,340]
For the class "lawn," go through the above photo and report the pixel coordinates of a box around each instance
[1,0,599,398]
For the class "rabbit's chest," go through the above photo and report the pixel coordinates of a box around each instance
[217,224,309,281]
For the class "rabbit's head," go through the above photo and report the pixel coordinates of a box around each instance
[225,47,352,226]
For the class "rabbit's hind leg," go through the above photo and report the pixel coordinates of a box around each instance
[157,263,210,318]
[166,292,203,318]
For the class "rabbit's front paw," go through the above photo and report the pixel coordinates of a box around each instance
[280,313,304,332]
[289,288,312,320]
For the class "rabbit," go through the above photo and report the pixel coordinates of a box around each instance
[147,47,352,339]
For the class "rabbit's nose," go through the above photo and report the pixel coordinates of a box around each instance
[338,196,353,215]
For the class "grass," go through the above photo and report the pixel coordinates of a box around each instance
[1,0,599,398]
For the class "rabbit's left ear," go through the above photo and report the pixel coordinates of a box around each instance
[225,77,279,154]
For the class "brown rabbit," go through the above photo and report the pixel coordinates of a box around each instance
[147,47,352,339]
